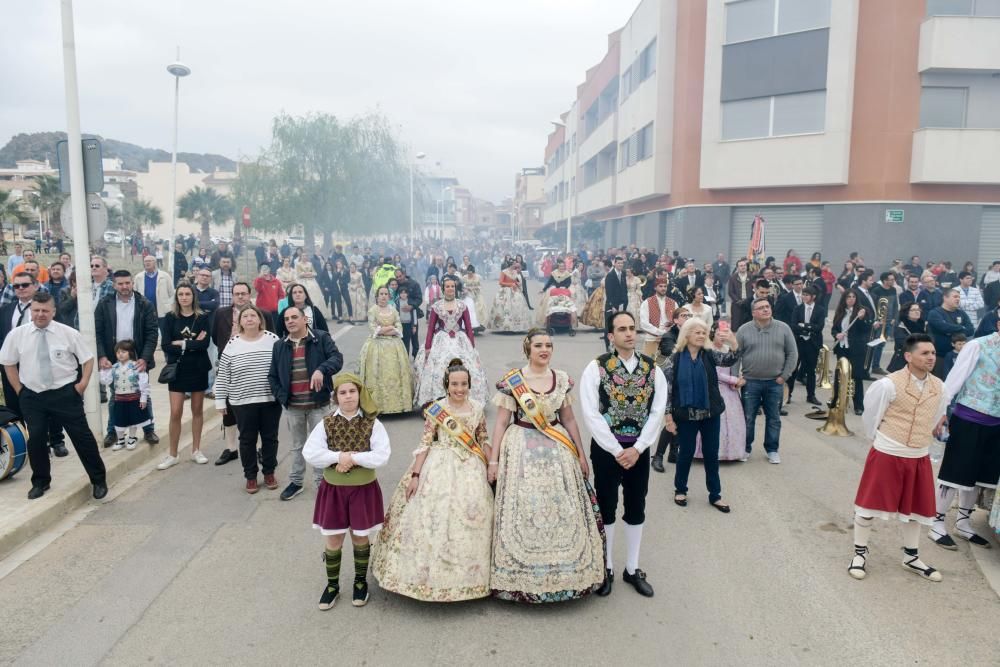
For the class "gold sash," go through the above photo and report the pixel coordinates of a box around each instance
[424,400,487,465]
[501,369,579,458]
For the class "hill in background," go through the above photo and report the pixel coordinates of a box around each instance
[0,131,237,174]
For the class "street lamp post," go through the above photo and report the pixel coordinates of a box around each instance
[409,152,426,251]
[166,50,191,275]
[550,118,574,254]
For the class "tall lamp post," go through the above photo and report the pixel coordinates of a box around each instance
[166,51,191,275]
[409,152,426,251]
[550,118,574,254]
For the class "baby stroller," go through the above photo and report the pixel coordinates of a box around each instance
[544,287,576,336]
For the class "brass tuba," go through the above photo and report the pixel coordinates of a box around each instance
[817,357,854,437]
[817,345,833,390]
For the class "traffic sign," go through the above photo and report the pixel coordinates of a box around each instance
[60,193,108,241]
[56,138,104,194]
[242,206,251,228]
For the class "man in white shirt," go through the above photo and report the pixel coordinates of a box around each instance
[638,278,677,359]
[579,311,668,598]
[0,292,107,500]
[6,242,24,275]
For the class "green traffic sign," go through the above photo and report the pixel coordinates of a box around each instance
[885,209,904,223]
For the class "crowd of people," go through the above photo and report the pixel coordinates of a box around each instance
[0,234,996,608]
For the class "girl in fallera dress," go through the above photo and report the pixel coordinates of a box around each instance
[295,255,326,315]
[99,340,151,451]
[489,330,605,603]
[348,262,368,323]
[304,373,391,610]
[358,287,413,414]
[372,359,494,602]
[276,257,296,294]
[488,261,533,333]
[626,266,643,321]
[462,265,488,330]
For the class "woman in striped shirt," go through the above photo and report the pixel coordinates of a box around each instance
[214,304,282,494]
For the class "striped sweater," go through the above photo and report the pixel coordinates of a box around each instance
[213,331,280,409]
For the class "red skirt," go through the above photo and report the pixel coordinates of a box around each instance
[312,479,385,536]
[854,448,936,524]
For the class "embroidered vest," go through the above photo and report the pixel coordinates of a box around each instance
[954,333,1000,417]
[596,352,657,443]
[878,370,943,448]
[644,295,676,329]
[322,413,377,486]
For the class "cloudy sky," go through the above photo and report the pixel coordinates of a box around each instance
[1,1,636,202]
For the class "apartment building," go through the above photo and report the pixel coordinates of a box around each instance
[513,167,546,241]
[543,0,1000,270]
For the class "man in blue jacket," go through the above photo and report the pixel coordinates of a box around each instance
[268,306,344,501]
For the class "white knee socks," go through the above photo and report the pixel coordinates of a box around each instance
[623,522,643,574]
[931,484,957,538]
[853,514,873,548]
[956,488,982,540]
[605,522,615,571]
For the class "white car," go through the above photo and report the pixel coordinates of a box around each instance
[286,236,306,248]
[103,230,123,244]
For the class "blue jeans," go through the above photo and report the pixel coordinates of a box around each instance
[742,379,783,454]
[675,416,722,503]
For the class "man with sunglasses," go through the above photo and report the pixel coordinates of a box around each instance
[0,260,48,307]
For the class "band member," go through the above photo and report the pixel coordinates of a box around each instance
[848,334,950,582]
[639,278,677,359]
[579,312,668,598]
[788,287,826,406]
[929,318,1000,549]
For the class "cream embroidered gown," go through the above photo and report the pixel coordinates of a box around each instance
[372,401,494,602]
[358,305,413,414]
[348,271,369,321]
[490,370,605,603]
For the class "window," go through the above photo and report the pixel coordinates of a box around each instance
[637,123,654,160]
[622,66,633,98]
[919,87,968,128]
[726,0,830,44]
[721,91,826,140]
[639,39,656,81]
[583,157,599,187]
[927,0,1000,15]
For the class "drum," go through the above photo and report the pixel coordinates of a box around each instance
[0,421,28,481]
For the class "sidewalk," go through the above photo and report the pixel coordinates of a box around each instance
[0,363,220,561]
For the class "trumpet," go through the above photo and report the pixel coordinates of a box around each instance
[817,357,854,437]
[817,345,833,390]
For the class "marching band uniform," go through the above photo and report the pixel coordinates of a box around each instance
[580,350,668,597]
[849,368,950,581]
[930,331,1000,549]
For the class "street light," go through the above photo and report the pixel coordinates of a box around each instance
[166,50,191,274]
[409,152,426,251]
[550,119,573,254]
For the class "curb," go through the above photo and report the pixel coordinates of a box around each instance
[0,405,220,561]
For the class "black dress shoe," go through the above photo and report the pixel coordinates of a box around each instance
[779,408,789,416]
[622,568,654,597]
[595,569,614,597]
[854,408,864,416]
[52,443,69,458]
[215,449,239,466]
[92,483,108,500]
[806,396,822,406]
[144,431,160,445]
[27,484,50,500]
[651,455,665,473]
[103,432,117,448]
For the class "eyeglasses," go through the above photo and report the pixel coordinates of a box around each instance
[90,264,102,268]
[13,283,32,289]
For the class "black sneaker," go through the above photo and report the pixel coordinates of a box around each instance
[214,449,239,466]
[103,432,117,448]
[650,455,665,473]
[352,580,370,607]
[280,482,304,501]
[318,584,339,611]
[144,431,160,445]
[622,568,654,597]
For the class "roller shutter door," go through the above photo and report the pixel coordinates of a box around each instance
[979,207,1000,274]
[660,210,677,252]
[729,206,824,264]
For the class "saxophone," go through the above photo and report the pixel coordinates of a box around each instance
[817,357,854,437]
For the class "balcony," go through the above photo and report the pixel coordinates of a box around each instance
[918,16,1000,72]
[911,128,1000,184]
[576,177,615,215]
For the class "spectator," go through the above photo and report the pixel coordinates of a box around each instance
[956,271,984,330]
[6,242,24,275]
[173,241,189,286]
[212,257,238,309]
[254,264,284,316]
[193,268,220,314]
[926,288,974,378]
[209,241,235,271]
[45,261,69,309]
[135,254,174,324]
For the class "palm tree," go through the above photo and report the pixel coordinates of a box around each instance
[31,174,65,238]
[0,190,29,252]
[123,198,163,237]
[177,186,233,249]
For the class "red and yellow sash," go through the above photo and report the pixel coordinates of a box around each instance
[424,400,487,465]
[502,369,579,458]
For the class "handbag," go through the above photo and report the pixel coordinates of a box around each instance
[158,362,178,384]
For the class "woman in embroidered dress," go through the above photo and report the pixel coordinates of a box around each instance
[295,255,326,316]
[537,259,577,328]
[695,323,746,462]
[570,259,589,316]
[582,267,607,329]
[359,287,413,414]
[488,261,532,332]
[686,285,714,329]
[626,266,643,321]
[348,262,368,322]
[463,264,488,329]
[276,256,296,294]
[488,330,605,603]
[414,277,488,406]
[372,360,494,602]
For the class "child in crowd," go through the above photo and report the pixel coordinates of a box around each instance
[99,340,150,451]
[943,333,966,378]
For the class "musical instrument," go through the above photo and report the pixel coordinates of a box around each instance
[637,275,648,288]
[816,357,854,437]
[0,421,28,481]
[864,297,890,369]
[817,345,833,389]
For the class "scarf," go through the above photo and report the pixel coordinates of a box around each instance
[332,372,379,416]
[677,350,709,410]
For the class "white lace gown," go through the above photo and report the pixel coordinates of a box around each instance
[295,262,326,314]
[413,300,488,406]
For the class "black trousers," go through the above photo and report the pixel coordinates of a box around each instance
[833,346,866,411]
[591,440,649,525]
[3,369,65,448]
[339,282,352,318]
[21,384,106,488]
[789,341,819,399]
[232,401,282,480]
[402,323,420,358]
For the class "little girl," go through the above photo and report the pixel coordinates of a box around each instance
[99,340,151,451]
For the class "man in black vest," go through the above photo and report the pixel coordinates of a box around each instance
[579,311,668,598]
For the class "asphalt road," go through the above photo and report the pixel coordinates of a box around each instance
[0,279,997,666]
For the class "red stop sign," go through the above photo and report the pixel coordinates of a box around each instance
[242,206,251,228]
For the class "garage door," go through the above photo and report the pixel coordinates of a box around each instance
[979,207,1000,275]
[660,210,677,253]
[730,206,824,265]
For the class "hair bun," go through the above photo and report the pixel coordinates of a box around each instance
[447,358,464,369]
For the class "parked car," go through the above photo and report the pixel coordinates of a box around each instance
[21,229,40,240]
[103,230,123,244]
[286,236,306,248]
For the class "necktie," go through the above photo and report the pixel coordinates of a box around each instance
[16,304,26,326]
[37,328,53,389]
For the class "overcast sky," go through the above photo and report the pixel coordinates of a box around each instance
[1,1,636,202]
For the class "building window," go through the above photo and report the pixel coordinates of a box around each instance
[725,0,830,44]
[919,87,968,128]
[583,157,599,187]
[721,90,825,140]
[637,122,654,160]
[622,66,633,98]
[639,39,656,81]
[927,0,1000,15]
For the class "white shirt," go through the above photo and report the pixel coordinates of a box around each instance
[0,320,94,392]
[302,408,391,469]
[579,352,668,456]
[11,300,31,330]
[862,370,950,454]
[115,295,135,342]
[638,296,670,341]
